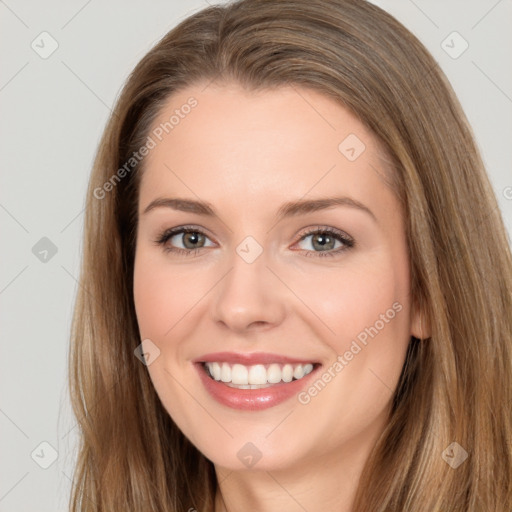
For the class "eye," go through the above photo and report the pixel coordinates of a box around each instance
[154,226,215,256]
[154,225,355,258]
[294,226,354,258]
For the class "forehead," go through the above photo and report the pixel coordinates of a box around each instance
[138,82,396,216]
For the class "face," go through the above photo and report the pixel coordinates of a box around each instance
[133,82,421,472]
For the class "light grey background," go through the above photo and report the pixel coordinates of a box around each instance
[1,1,510,510]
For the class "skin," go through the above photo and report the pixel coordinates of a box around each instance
[133,82,425,512]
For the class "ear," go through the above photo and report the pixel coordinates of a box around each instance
[411,300,431,340]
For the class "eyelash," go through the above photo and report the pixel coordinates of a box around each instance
[153,225,355,258]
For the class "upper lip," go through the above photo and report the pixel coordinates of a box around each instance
[193,351,319,365]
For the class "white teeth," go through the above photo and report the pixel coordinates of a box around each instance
[211,362,221,380]
[267,363,282,384]
[293,364,304,379]
[248,364,267,385]
[282,364,293,383]
[220,363,231,382]
[231,364,249,385]
[204,361,315,386]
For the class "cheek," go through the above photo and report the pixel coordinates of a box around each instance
[294,255,411,402]
[290,255,412,438]
[133,251,204,437]
[293,255,410,348]
[133,249,199,340]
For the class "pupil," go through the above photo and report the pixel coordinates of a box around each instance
[313,234,334,251]
[184,232,203,248]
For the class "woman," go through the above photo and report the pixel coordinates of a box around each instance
[68,0,512,510]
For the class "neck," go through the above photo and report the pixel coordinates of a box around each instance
[213,420,385,512]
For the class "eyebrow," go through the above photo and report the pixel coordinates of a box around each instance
[142,196,376,222]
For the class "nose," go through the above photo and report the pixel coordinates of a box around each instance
[211,248,287,334]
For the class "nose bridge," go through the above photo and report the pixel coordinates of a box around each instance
[212,238,285,331]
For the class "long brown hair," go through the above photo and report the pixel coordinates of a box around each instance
[68,0,512,510]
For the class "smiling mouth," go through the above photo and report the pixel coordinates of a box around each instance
[202,361,317,389]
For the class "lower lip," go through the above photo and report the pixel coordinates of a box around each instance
[195,363,320,411]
